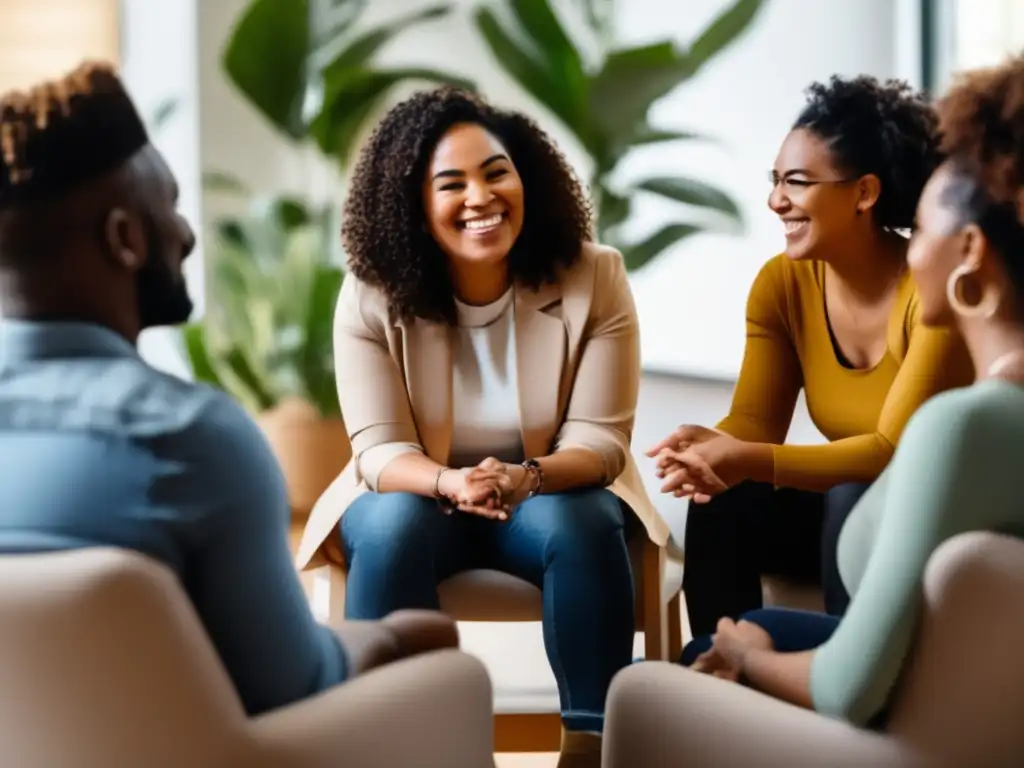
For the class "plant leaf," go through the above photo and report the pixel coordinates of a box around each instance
[630,126,707,147]
[302,266,345,416]
[149,98,178,131]
[309,0,366,51]
[687,0,766,70]
[508,0,587,127]
[181,324,226,389]
[635,177,742,221]
[320,4,451,77]
[267,197,314,231]
[202,170,251,196]
[473,6,573,132]
[621,223,702,271]
[309,67,475,163]
[587,41,695,159]
[222,0,310,139]
[595,185,630,242]
[223,347,277,410]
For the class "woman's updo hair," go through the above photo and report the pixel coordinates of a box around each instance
[934,54,1024,298]
[793,74,942,230]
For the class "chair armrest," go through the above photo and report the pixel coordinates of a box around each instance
[247,650,495,768]
[604,663,923,768]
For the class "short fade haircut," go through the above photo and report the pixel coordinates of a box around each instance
[0,61,148,210]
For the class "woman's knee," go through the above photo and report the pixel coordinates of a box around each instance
[341,492,439,551]
[825,482,870,524]
[522,488,626,545]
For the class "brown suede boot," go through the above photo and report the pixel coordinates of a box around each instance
[556,730,602,768]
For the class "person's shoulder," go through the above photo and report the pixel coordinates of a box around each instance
[744,253,807,319]
[752,252,809,292]
[335,272,391,330]
[177,384,275,461]
[905,380,1024,449]
[66,356,223,437]
[564,241,627,288]
[579,240,624,266]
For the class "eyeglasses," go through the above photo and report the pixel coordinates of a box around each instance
[768,171,858,195]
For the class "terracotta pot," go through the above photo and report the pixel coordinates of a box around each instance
[255,397,351,522]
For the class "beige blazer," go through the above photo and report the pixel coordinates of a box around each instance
[294,242,669,571]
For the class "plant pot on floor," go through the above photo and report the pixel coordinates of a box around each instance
[256,397,351,535]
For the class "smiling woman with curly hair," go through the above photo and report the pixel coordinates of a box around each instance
[342,87,593,324]
[295,87,665,767]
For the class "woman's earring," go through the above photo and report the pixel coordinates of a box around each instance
[946,263,999,318]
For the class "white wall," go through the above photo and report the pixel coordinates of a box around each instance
[191,0,923,381]
[120,0,202,379]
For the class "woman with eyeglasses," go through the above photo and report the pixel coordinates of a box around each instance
[649,75,974,638]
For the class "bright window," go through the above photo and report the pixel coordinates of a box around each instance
[0,0,119,92]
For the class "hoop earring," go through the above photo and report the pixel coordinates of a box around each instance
[946,264,999,318]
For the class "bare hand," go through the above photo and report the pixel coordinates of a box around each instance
[646,424,720,462]
[440,465,510,520]
[708,618,774,673]
[691,647,741,682]
[455,458,536,520]
[657,433,756,501]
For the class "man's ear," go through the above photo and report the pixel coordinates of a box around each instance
[103,207,145,271]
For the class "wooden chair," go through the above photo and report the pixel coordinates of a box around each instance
[311,528,685,753]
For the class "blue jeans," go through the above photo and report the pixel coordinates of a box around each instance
[340,488,636,732]
[679,607,840,666]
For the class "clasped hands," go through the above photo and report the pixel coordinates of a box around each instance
[690,618,774,681]
[436,457,535,520]
[646,424,753,503]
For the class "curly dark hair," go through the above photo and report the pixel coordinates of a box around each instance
[793,74,942,230]
[342,87,593,324]
[935,55,1024,297]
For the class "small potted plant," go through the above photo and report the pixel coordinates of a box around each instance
[182,192,350,537]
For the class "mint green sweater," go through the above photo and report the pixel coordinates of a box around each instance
[810,379,1024,725]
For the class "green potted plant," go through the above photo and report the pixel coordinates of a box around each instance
[185,0,476,520]
[222,0,475,166]
[474,0,767,269]
[183,191,349,520]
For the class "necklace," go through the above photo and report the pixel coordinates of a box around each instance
[986,349,1024,380]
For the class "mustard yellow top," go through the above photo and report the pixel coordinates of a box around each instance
[717,254,974,491]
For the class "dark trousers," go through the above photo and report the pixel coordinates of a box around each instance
[679,607,840,665]
[682,480,870,636]
[340,488,636,733]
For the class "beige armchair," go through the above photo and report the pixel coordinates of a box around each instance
[0,548,495,768]
[315,526,685,752]
[603,531,1024,767]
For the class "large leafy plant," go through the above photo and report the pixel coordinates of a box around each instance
[182,194,344,417]
[474,0,767,269]
[223,0,475,165]
[182,0,476,414]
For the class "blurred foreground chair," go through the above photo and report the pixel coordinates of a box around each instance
[603,531,1024,767]
[0,548,495,768]
[315,518,685,753]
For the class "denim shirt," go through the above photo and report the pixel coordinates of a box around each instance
[0,320,346,715]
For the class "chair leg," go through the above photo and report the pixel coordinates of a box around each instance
[327,564,347,623]
[668,593,683,662]
[642,539,669,660]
